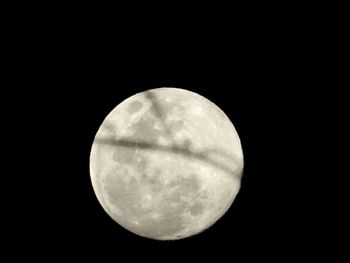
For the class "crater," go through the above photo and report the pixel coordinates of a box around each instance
[127,100,143,114]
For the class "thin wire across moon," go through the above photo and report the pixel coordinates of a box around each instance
[89,87,244,240]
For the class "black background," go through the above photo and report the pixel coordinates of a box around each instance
[30,77,310,259]
[8,15,330,260]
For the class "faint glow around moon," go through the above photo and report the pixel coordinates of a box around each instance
[89,87,244,240]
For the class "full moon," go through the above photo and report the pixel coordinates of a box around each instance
[89,87,244,240]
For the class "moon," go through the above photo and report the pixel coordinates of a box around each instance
[89,87,244,240]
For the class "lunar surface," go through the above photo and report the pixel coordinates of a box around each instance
[89,87,244,240]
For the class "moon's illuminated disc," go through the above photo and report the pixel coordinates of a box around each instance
[90,88,244,240]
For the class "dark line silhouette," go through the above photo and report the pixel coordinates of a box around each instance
[95,137,242,178]
[144,91,175,140]
[96,91,242,179]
